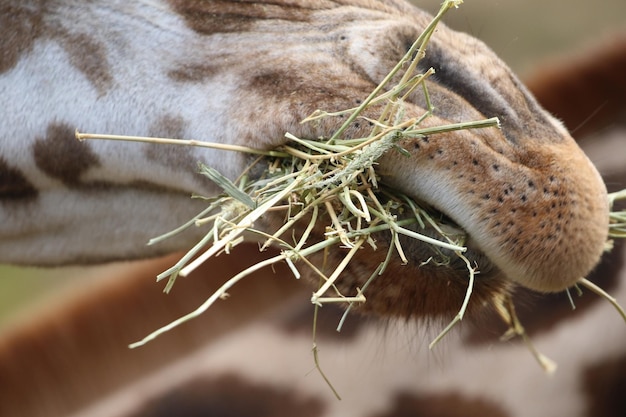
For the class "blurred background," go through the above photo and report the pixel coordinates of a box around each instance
[419,0,625,75]
[1,0,625,329]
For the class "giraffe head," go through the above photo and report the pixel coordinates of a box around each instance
[196,1,609,307]
[0,0,609,319]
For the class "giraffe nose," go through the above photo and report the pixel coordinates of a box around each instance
[378,116,609,293]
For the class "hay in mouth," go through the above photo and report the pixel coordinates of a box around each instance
[116,0,501,352]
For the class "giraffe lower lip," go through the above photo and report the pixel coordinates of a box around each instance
[391,213,498,280]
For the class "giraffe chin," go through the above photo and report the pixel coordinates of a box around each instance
[299,210,514,320]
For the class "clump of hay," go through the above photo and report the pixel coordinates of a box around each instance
[77,0,626,389]
[131,0,496,350]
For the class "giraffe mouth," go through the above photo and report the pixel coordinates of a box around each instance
[349,200,509,319]
[392,204,499,282]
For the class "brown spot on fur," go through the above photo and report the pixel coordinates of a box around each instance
[238,68,378,148]
[168,0,324,35]
[0,157,38,201]
[61,32,113,95]
[149,114,187,139]
[582,352,626,417]
[0,1,44,74]
[145,114,199,173]
[168,63,221,82]
[0,2,112,93]
[129,373,325,417]
[368,391,510,417]
[31,122,198,197]
[248,69,371,109]
[33,122,102,187]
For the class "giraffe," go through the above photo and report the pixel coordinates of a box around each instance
[3,0,620,414]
